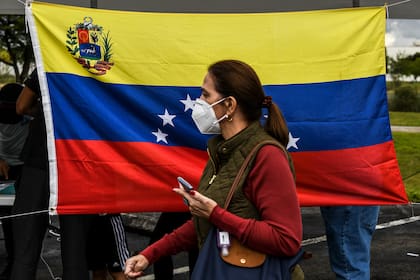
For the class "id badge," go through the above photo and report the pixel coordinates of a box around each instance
[216,229,231,256]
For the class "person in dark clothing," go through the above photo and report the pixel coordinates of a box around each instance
[59,213,130,280]
[10,70,50,280]
[0,83,29,280]
[87,214,130,280]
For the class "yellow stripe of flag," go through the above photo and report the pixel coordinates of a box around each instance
[32,2,385,86]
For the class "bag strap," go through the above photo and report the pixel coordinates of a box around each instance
[223,140,290,209]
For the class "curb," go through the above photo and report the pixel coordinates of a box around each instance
[391,126,420,133]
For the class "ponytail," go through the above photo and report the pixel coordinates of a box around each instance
[263,101,289,148]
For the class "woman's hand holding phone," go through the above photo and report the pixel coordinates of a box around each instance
[173,177,217,219]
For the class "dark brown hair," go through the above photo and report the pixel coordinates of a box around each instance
[208,60,289,147]
[0,83,24,124]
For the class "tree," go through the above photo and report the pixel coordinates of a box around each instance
[389,52,420,83]
[0,15,34,83]
[390,85,419,112]
[407,53,420,83]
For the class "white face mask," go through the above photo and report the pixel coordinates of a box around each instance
[191,98,227,134]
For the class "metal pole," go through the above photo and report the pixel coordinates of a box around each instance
[90,0,97,8]
[352,0,360,7]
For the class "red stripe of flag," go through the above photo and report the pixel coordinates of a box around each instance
[293,141,407,206]
[55,139,207,213]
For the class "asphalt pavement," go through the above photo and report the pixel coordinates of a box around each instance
[1,203,419,280]
[300,204,420,280]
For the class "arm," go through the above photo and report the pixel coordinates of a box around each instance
[124,219,196,278]
[0,159,9,179]
[141,219,197,262]
[209,145,302,256]
[16,86,39,117]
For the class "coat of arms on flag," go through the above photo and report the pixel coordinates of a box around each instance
[66,16,114,75]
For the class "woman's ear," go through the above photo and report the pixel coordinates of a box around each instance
[225,96,237,115]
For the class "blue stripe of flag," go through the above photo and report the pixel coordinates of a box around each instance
[47,73,390,151]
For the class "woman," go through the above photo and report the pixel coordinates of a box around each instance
[125,60,302,279]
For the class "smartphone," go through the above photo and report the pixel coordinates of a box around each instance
[177,176,194,193]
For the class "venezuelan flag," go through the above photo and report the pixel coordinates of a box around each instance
[27,2,407,214]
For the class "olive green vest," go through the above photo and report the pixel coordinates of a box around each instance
[193,122,293,248]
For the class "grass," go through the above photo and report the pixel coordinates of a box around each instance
[390,111,420,202]
[389,111,420,126]
[392,132,420,202]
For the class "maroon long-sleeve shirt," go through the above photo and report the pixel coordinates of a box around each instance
[141,145,302,263]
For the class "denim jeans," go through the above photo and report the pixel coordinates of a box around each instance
[320,206,380,280]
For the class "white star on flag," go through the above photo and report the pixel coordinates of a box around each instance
[152,128,168,144]
[287,132,300,150]
[180,94,195,112]
[158,109,176,127]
